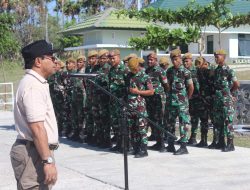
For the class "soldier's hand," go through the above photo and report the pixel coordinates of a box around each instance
[130,87,140,95]
[43,164,57,185]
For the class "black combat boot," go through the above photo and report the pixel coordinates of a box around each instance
[110,136,122,152]
[187,133,197,145]
[222,138,235,152]
[166,140,176,153]
[159,139,166,152]
[215,136,226,150]
[135,143,148,158]
[174,142,189,155]
[67,129,78,141]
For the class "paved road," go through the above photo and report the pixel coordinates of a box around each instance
[1,111,250,190]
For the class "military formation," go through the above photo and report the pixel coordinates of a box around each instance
[48,48,239,158]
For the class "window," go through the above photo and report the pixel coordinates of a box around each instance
[207,35,213,54]
[238,34,250,56]
[180,44,188,53]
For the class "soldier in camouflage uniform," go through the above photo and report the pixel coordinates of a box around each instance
[109,49,129,152]
[92,49,112,148]
[48,60,65,136]
[126,57,154,158]
[166,49,194,155]
[85,50,100,145]
[183,53,204,146]
[70,55,87,142]
[61,58,77,138]
[212,49,239,152]
[195,57,215,147]
[145,52,168,152]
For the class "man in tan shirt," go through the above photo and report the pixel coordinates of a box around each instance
[10,40,59,190]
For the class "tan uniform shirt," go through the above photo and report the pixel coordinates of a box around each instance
[14,69,58,144]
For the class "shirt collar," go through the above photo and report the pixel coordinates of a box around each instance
[26,69,47,84]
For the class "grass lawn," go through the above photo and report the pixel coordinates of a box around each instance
[1,60,250,148]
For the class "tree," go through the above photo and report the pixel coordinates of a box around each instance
[117,0,250,51]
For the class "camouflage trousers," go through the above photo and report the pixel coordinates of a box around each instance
[51,91,64,133]
[189,98,209,135]
[213,103,234,139]
[110,96,124,138]
[128,113,148,146]
[168,105,190,143]
[92,92,111,143]
[146,94,166,142]
[85,95,95,136]
[71,95,85,135]
[61,94,73,134]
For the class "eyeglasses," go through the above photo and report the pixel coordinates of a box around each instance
[44,56,56,62]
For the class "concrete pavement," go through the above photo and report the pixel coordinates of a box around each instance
[1,111,250,190]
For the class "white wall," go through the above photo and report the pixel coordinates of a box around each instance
[100,30,144,46]
[188,43,199,54]
[229,34,238,58]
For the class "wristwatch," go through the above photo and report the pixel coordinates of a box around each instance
[42,156,54,164]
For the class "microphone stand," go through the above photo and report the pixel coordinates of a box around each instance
[69,73,177,190]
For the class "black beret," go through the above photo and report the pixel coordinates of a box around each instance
[21,40,57,60]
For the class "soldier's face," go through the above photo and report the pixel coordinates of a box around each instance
[99,55,109,66]
[54,61,60,71]
[215,54,225,65]
[110,55,120,67]
[184,58,192,69]
[147,57,157,68]
[88,56,98,66]
[77,60,85,70]
[171,56,182,68]
[66,61,75,71]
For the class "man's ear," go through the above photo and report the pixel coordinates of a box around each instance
[34,57,42,68]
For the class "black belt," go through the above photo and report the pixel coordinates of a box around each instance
[15,139,59,150]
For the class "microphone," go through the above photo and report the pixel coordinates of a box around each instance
[68,73,99,78]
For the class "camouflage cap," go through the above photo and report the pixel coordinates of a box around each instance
[214,49,227,55]
[66,57,76,63]
[128,57,139,71]
[109,49,120,57]
[159,56,169,65]
[170,49,181,58]
[98,49,109,57]
[88,50,98,58]
[77,55,86,62]
[183,52,192,60]
[147,52,157,59]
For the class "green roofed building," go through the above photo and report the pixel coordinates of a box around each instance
[61,7,150,58]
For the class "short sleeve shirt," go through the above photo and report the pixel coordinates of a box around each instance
[14,69,58,144]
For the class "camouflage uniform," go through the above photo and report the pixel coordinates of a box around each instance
[213,64,237,149]
[85,63,100,143]
[145,58,167,151]
[109,61,128,150]
[186,65,205,144]
[70,69,86,141]
[167,64,192,143]
[196,63,215,147]
[61,69,76,137]
[48,70,65,136]
[92,59,111,147]
[127,70,153,154]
